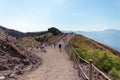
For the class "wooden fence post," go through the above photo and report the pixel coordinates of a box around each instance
[89,59,93,80]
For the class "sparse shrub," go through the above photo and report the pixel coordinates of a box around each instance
[69,49,74,60]
[75,48,120,79]
[109,68,120,78]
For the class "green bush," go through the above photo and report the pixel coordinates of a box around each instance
[75,48,120,79]
[109,68,120,78]
[69,49,73,60]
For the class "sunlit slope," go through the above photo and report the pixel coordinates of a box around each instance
[70,34,120,79]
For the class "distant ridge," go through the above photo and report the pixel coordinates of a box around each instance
[0,26,25,38]
[0,26,62,39]
[70,29,120,51]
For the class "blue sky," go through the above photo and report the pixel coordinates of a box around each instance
[0,0,120,32]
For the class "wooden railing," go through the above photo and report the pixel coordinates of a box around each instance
[73,49,89,80]
[65,44,111,80]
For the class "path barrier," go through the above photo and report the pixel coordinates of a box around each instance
[65,38,111,80]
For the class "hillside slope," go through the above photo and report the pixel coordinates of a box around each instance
[70,34,120,79]
[0,27,40,80]
[71,34,120,56]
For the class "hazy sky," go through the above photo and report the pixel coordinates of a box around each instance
[0,0,120,32]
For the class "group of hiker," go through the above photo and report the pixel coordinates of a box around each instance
[29,43,46,52]
[35,43,47,52]
[29,38,67,53]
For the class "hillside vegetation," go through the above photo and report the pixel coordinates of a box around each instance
[0,26,63,50]
[19,33,53,49]
[70,34,120,80]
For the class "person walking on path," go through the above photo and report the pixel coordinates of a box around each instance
[40,44,43,51]
[54,42,56,48]
[42,44,47,52]
[40,43,47,52]
[58,43,62,52]
[36,44,39,50]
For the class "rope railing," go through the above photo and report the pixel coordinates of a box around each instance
[71,46,111,80]
[76,59,89,80]
[72,46,89,80]
[65,43,111,80]
[92,65,111,80]
[65,44,89,80]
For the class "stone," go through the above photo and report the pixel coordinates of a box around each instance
[0,76,6,80]
[9,73,15,78]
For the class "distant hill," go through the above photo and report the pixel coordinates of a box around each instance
[73,29,120,51]
[0,26,25,38]
[0,26,62,39]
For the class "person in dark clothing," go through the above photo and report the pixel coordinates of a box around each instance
[58,43,62,52]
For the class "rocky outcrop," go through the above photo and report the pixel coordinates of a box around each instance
[0,28,41,80]
[48,27,62,36]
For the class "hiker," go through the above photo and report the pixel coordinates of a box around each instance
[54,42,56,48]
[42,44,47,52]
[58,43,62,52]
[40,43,47,52]
[40,44,43,51]
[36,44,39,50]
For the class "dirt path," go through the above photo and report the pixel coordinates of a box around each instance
[21,34,79,80]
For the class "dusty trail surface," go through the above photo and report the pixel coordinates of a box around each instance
[21,34,79,80]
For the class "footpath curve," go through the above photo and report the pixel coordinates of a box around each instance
[21,34,79,80]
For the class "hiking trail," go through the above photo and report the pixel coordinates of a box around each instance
[21,34,79,80]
